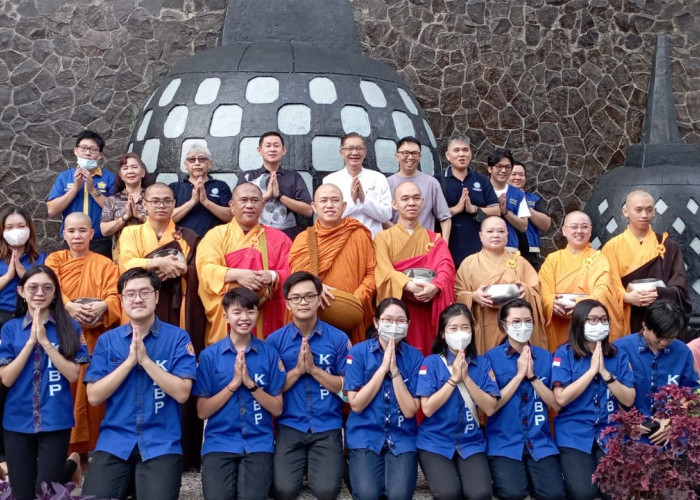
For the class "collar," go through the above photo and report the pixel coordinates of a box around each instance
[504,341,536,359]
[183,174,215,183]
[262,165,285,175]
[222,335,259,354]
[444,165,472,179]
[291,321,323,339]
[369,336,404,354]
[22,313,56,329]
[122,317,161,338]
[445,348,477,366]
[636,331,670,355]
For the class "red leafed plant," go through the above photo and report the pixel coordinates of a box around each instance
[593,385,700,500]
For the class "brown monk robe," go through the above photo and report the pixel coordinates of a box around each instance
[602,190,691,338]
[118,182,204,470]
[289,184,376,345]
[46,213,121,457]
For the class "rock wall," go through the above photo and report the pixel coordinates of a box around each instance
[1,0,699,252]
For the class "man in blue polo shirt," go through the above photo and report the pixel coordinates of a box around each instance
[266,271,350,500]
[193,286,285,500]
[237,131,313,240]
[47,130,116,258]
[170,143,233,237]
[435,135,499,267]
[614,299,699,444]
[81,268,196,500]
[487,148,530,253]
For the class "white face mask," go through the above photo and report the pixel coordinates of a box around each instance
[378,321,408,342]
[506,322,534,343]
[3,228,30,247]
[584,323,610,342]
[77,157,99,170]
[445,330,472,351]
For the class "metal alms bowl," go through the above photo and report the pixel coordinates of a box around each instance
[404,268,436,283]
[628,278,666,292]
[485,283,519,304]
[559,293,587,305]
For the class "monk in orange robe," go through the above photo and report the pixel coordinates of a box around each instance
[602,190,691,337]
[455,216,546,355]
[45,212,121,459]
[375,182,455,355]
[289,184,375,345]
[539,211,621,350]
[196,183,292,344]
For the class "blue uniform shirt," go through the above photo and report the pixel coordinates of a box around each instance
[0,315,89,433]
[192,336,285,455]
[615,333,699,416]
[522,191,543,252]
[436,166,499,267]
[266,320,349,433]
[169,176,232,237]
[48,167,116,238]
[551,343,634,453]
[0,253,46,313]
[416,351,500,459]
[84,318,197,461]
[485,343,558,461]
[343,338,423,455]
[502,185,527,251]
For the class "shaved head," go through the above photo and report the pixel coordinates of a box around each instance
[145,182,174,198]
[623,189,656,233]
[314,183,343,203]
[64,212,92,226]
[64,211,94,256]
[393,181,422,201]
[562,211,592,250]
[233,182,263,199]
[563,211,591,226]
[625,190,654,207]
[480,215,507,231]
[393,181,423,224]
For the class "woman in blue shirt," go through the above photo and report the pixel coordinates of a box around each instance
[416,303,500,500]
[344,298,423,500]
[485,298,565,500]
[0,265,88,500]
[551,299,635,500]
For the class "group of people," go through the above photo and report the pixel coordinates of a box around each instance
[0,128,695,500]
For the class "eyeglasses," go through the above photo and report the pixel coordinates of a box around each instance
[121,289,157,301]
[286,293,319,305]
[504,320,534,328]
[585,315,609,325]
[26,284,55,295]
[565,224,591,231]
[185,156,209,163]
[145,198,175,207]
[77,145,100,154]
[397,151,421,158]
[493,163,513,171]
[378,318,408,325]
[340,146,366,153]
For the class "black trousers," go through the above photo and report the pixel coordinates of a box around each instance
[201,451,273,500]
[4,428,71,500]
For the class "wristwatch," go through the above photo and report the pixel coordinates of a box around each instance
[604,374,616,385]
[247,383,259,393]
[526,374,538,382]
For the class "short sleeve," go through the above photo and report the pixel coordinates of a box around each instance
[681,350,700,389]
[105,174,116,196]
[343,346,364,391]
[74,325,90,364]
[551,346,572,388]
[266,348,286,396]
[168,182,181,203]
[333,335,350,376]
[0,322,16,365]
[482,181,499,207]
[192,350,214,398]
[218,181,232,206]
[516,196,531,218]
[47,172,68,202]
[613,349,634,388]
[84,335,110,383]
[416,356,439,397]
[405,350,423,397]
[534,196,548,214]
[100,196,117,222]
[292,172,312,203]
[169,330,197,380]
[433,182,451,221]
[475,356,500,398]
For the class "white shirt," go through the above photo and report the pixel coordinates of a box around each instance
[323,167,392,238]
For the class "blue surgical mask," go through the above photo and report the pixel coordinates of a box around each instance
[77,157,99,170]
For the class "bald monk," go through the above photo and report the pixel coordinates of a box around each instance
[196,183,292,344]
[118,183,202,335]
[539,211,621,349]
[455,216,546,355]
[602,190,691,336]
[375,182,455,354]
[289,184,375,344]
[45,212,121,458]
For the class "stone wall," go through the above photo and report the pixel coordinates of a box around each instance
[1,0,699,252]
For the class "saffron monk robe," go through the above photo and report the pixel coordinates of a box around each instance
[45,212,121,462]
[602,190,691,339]
[375,182,455,355]
[117,182,204,470]
[196,182,292,345]
[539,211,621,350]
[288,184,375,345]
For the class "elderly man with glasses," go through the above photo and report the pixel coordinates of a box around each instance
[323,132,392,239]
[539,211,621,351]
[170,144,232,237]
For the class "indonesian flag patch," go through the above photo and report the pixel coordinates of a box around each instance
[419,365,427,375]
[552,357,561,367]
[346,355,353,365]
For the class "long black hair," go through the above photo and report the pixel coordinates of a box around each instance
[432,303,477,359]
[568,299,617,359]
[16,265,79,360]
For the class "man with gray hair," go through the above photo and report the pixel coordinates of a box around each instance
[170,144,233,236]
[435,135,499,266]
